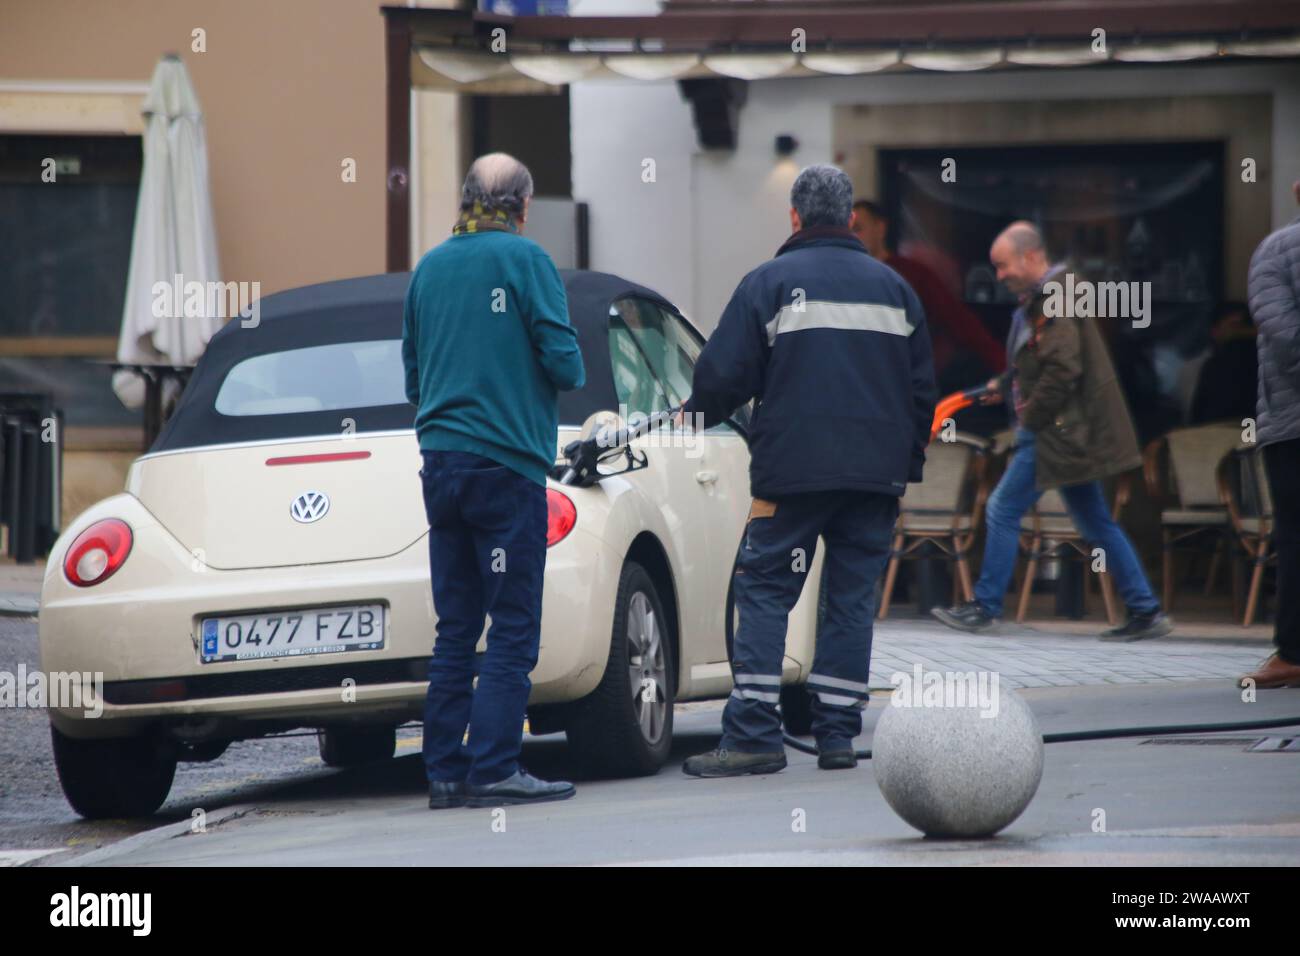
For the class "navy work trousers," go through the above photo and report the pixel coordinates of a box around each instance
[723,490,898,753]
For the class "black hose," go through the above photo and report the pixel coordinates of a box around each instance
[778,715,1300,759]
[713,402,1300,758]
[721,542,1300,760]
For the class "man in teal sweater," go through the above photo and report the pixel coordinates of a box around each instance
[403,153,585,809]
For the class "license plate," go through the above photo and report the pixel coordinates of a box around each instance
[200,604,385,663]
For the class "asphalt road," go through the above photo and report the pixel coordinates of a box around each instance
[5,612,1300,866]
[0,615,341,861]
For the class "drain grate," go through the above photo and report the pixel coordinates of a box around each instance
[1141,736,1264,746]
[1140,735,1300,752]
[1246,736,1300,753]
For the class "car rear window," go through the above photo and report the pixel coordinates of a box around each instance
[214,339,407,416]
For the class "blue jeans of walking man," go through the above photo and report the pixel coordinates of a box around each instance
[973,429,1159,618]
[419,450,548,786]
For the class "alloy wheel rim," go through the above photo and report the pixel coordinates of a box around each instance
[627,590,668,745]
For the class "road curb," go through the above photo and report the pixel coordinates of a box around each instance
[0,593,39,617]
[50,805,255,867]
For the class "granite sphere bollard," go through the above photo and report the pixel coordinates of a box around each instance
[873,669,1043,838]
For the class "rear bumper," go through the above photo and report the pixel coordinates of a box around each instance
[40,494,618,736]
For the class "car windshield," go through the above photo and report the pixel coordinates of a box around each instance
[214,339,408,416]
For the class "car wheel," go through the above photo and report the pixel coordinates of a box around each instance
[317,725,396,768]
[566,561,674,777]
[50,726,177,819]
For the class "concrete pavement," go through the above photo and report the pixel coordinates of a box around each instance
[54,682,1300,867]
[38,613,1298,866]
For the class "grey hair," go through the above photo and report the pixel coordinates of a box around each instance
[790,164,854,228]
[461,152,534,218]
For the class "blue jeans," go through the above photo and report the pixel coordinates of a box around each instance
[723,490,897,753]
[973,430,1159,619]
[419,450,547,786]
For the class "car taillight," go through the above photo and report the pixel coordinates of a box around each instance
[546,489,576,547]
[63,519,133,587]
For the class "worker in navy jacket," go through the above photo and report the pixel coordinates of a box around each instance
[681,164,937,777]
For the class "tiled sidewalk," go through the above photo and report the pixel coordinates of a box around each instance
[868,618,1270,689]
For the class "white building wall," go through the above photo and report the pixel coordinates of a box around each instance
[571,59,1300,329]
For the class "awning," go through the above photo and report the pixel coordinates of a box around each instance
[398,1,1300,94]
[412,33,1300,93]
[379,0,1300,268]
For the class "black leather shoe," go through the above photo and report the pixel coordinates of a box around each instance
[817,749,857,770]
[428,780,466,809]
[465,770,576,807]
[932,601,997,634]
[1100,611,1173,642]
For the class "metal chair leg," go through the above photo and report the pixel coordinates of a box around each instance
[955,545,974,603]
[1098,570,1119,625]
[877,533,904,621]
[1016,538,1040,623]
[1162,527,1174,612]
[1204,533,1224,596]
[1243,537,1269,627]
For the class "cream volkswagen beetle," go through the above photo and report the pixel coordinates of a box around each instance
[40,270,825,818]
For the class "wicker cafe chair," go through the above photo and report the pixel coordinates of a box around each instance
[1014,481,1129,625]
[1217,444,1275,626]
[1144,423,1243,610]
[877,433,991,619]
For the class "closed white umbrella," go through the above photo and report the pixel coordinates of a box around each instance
[113,54,222,409]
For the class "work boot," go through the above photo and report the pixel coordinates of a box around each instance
[682,747,786,777]
[932,600,997,634]
[1100,611,1173,642]
[465,770,575,807]
[1238,652,1300,689]
[428,780,466,810]
[817,749,857,770]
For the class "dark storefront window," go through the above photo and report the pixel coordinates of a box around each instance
[0,133,142,427]
[881,142,1224,442]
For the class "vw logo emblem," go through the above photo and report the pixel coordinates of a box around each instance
[290,491,330,523]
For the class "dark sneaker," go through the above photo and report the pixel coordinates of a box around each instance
[428,780,466,810]
[932,600,996,634]
[1100,611,1173,642]
[682,748,787,777]
[817,749,857,770]
[465,770,576,807]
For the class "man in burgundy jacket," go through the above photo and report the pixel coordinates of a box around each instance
[852,200,1005,387]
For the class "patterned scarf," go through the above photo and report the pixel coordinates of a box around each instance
[452,201,518,235]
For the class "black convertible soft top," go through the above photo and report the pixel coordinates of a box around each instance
[150,268,686,454]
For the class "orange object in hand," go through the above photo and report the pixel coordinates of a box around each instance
[929,382,998,440]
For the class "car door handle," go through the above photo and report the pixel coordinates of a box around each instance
[695,470,718,485]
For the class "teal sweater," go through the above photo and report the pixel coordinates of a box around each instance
[401,231,586,484]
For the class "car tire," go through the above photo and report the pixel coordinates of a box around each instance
[50,726,177,819]
[317,725,396,768]
[566,561,675,777]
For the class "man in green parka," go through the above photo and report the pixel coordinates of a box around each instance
[932,221,1172,641]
